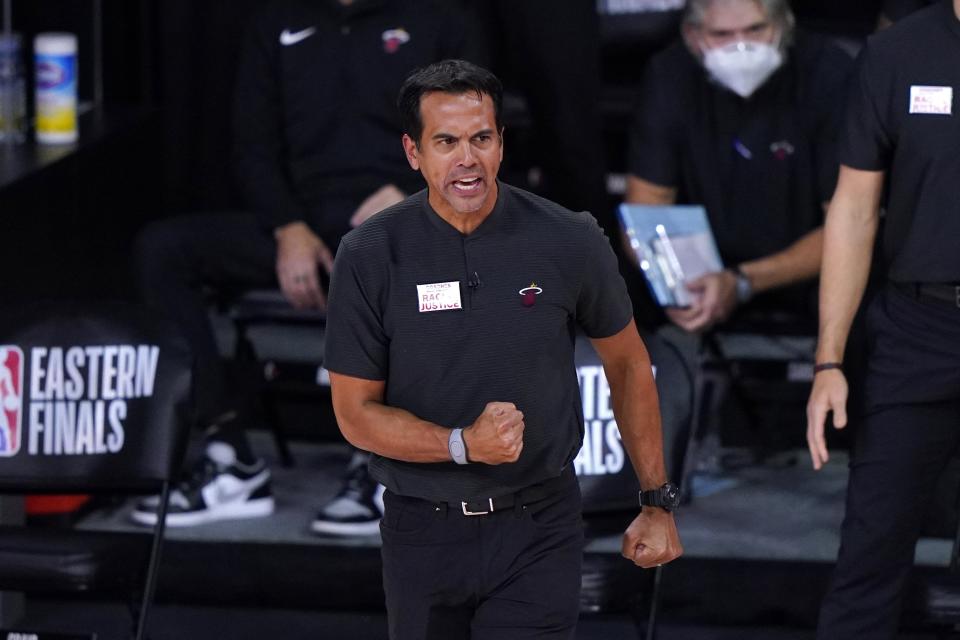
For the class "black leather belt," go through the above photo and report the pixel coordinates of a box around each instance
[455,467,572,516]
[892,282,960,308]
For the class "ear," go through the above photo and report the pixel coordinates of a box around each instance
[402,134,420,171]
[498,127,505,163]
[681,24,703,58]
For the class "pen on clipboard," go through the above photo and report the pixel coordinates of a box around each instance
[655,224,686,282]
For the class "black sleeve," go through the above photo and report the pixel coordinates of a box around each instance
[813,46,855,203]
[232,12,307,232]
[323,241,389,381]
[575,214,635,339]
[627,56,681,188]
[838,44,893,172]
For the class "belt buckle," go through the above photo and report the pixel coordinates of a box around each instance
[461,499,494,516]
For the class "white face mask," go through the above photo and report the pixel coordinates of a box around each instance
[702,40,783,98]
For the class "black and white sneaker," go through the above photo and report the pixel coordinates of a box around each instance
[310,453,384,536]
[131,454,274,527]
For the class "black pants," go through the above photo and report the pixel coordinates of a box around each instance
[133,210,351,442]
[380,470,584,640]
[817,286,960,639]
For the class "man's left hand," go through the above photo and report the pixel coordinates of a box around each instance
[350,184,406,228]
[621,508,683,569]
[666,270,738,333]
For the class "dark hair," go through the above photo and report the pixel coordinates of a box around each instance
[397,59,503,147]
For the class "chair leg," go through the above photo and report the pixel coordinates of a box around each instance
[678,364,715,502]
[261,386,295,468]
[235,320,296,467]
[134,480,171,640]
[630,565,664,640]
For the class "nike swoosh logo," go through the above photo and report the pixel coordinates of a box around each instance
[280,27,316,46]
[202,469,270,506]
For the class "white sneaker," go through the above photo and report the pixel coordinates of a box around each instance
[131,455,274,527]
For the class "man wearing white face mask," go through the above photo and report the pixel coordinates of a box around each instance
[625,0,853,334]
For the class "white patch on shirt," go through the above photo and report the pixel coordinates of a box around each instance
[417,281,462,313]
[909,85,953,115]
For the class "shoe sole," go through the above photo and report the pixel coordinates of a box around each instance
[310,518,382,536]
[130,497,275,527]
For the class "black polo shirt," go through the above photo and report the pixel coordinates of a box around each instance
[628,33,852,269]
[323,183,634,502]
[842,1,960,282]
[233,0,479,235]
[883,0,938,21]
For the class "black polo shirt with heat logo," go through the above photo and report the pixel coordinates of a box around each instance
[841,0,960,282]
[627,32,852,270]
[323,183,634,502]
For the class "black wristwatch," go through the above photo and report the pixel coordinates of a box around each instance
[639,482,681,512]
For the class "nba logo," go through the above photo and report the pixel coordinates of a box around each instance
[0,346,23,456]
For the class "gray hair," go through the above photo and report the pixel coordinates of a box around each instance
[683,0,795,44]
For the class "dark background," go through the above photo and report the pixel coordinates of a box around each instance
[0,0,886,303]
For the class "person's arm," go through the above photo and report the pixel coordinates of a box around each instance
[664,226,825,333]
[806,166,884,470]
[349,185,407,228]
[591,320,683,569]
[624,176,678,207]
[738,224,823,294]
[329,372,525,465]
[232,14,333,307]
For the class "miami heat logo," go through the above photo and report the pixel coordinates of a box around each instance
[770,140,795,161]
[382,28,410,54]
[0,346,23,456]
[519,282,543,307]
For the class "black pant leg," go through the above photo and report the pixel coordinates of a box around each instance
[817,402,960,639]
[380,492,475,640]
[818,289,960,639]
[133,212,277,428]
[471,480,583,640]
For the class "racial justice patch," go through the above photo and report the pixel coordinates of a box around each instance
[909,85,952,115]
[417,281,462,313]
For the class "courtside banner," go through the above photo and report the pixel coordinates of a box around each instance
[573,332,691,513]
[0,301,192,490]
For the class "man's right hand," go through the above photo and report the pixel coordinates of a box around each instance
[805,369,849,471]
[665,270,738,333]
[463,402,525,465]
[274,221,335,310]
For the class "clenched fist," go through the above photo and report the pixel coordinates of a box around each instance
[463,402,524,465]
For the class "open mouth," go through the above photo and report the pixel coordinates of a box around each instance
[451,177,483,194]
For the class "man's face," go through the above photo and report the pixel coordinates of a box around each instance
[687,0,776,52]
[402,91,503,222]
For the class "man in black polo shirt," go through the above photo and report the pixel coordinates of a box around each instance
[132,0,477,529]
[324,59,683,639]
[806,2,960,637]
[626,0,852,332]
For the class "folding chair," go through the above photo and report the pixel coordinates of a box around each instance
[679,310,817,495]
[0,301,193,640]
[227,288,328,467]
